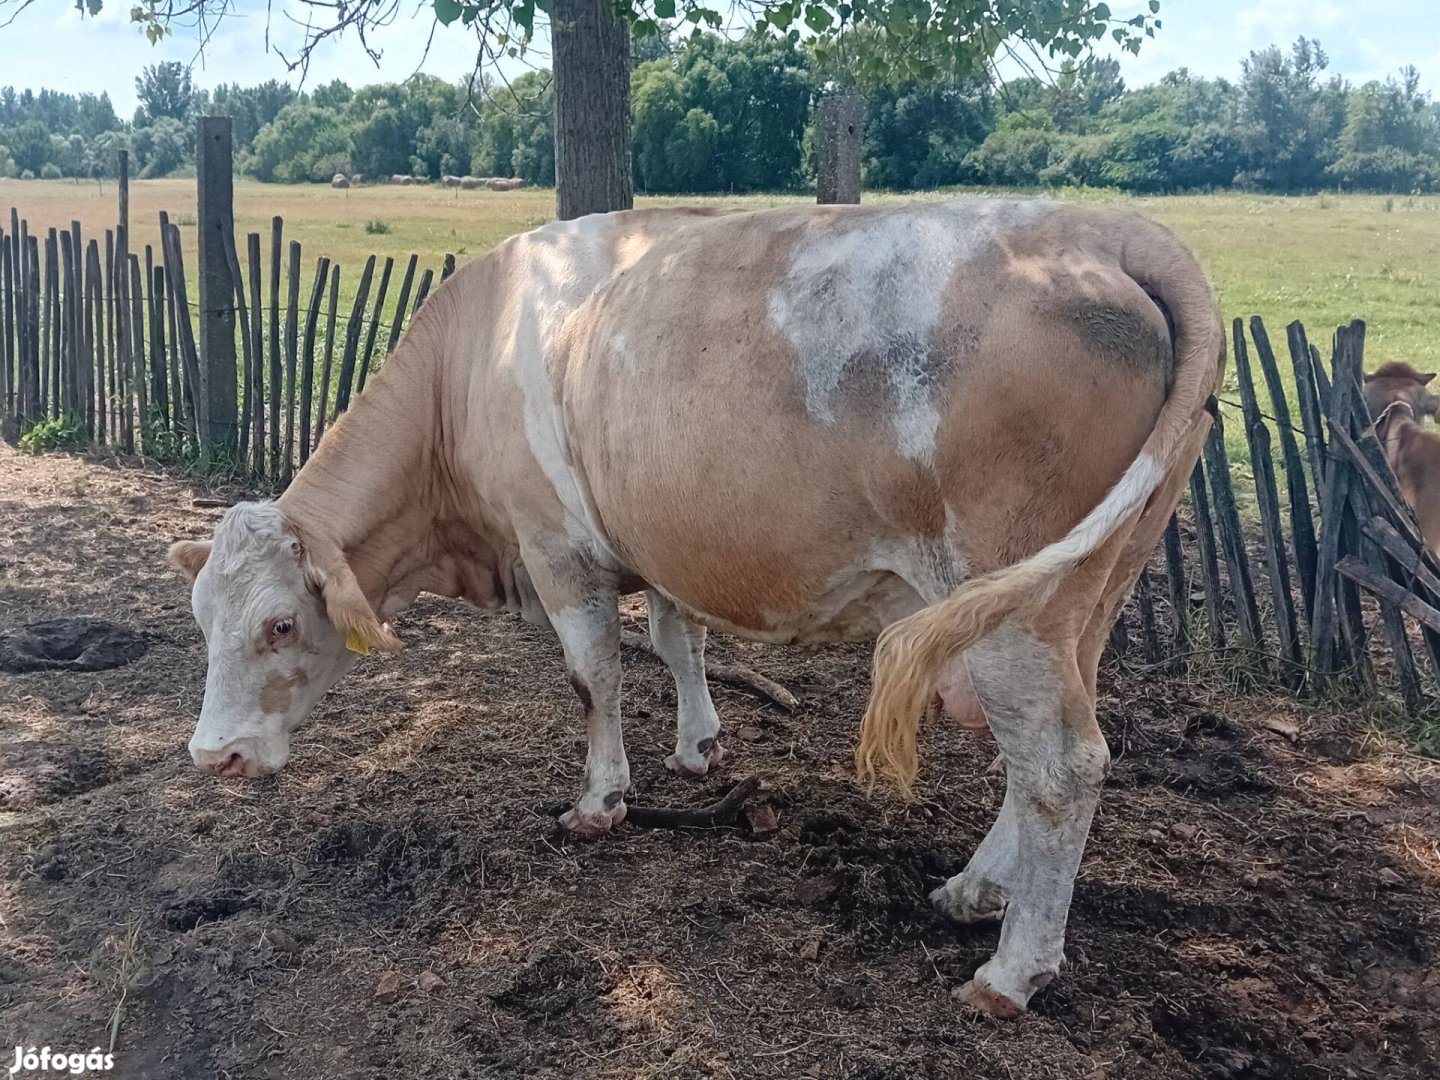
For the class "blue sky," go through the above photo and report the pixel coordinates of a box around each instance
[0,0,1436,115]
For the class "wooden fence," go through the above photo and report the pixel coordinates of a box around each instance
[1,118,1438,717]
[0,201,454,485]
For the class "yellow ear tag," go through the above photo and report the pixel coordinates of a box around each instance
[345,632,371,656]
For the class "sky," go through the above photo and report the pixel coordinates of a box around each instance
[0,0,1437,115]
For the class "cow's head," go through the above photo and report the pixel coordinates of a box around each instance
[168,502,400,777]
[1365,362,1438,421]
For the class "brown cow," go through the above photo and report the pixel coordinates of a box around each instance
[165,199,1222,1016]
[1363,361,1438,423]
[1369,364,1440,556]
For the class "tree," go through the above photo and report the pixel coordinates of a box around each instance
[246,103,351,183]
[1328,69,1440,191]
[135,61,198,125]
[1236,37,1347,191]
[552,0,634,218]
[6,120,50,174]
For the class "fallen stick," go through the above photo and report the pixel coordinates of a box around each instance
[620,629,798,711]
[623,775,764,830]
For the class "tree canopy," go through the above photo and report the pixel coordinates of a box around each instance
[1,33,1437,194]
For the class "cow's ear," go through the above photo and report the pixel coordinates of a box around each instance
[303,545,402,655]
[167,540,212,582]
[1423,372,1437,385]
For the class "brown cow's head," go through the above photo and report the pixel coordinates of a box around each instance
[167,502,399,777]
[1364,362,1438,423]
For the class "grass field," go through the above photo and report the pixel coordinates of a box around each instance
[4,178,1439,468]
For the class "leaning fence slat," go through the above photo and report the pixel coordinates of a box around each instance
[1362,516,1440,678]
[221,225,253,464]
[87,241,104,440]
[384,253,419,359]
[1204,416,1262,645]
[1188,462,1227,648]
[1163,514,1191,667]
[1232,319,1300,673]
[355,255,394,396]
[1135,569,1161,666]
[441,253,456,281]
[246,233,265,478]
[162,222,203,445]
[413,268,434,315]
[314,266,340,452]
[282,240,302,485]
[148,264,167,434]
[1337,556,1440,637]
[1251,317,1318,620]
[2,227,14,420]
[298,257,329,466]
[333,255,376,418]
[128,254,148,450]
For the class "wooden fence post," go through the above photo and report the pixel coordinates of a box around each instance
[196,116,238,458]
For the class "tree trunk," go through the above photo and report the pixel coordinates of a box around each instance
[815,93,864,205]
[552,0,633,221]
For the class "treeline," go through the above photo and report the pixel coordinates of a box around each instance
[2,34,1438,194]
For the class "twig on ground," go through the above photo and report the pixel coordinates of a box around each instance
[620,629,798,711]
[624,776,763,830]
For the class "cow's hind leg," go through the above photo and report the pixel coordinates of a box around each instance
[931,623,1107,1016]
[648,591,725,777]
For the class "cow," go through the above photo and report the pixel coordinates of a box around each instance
[166,199,1222,1016]
[1368,363,1440,555]
[1364,361,1439,423]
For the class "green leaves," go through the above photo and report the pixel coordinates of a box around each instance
[432,0,464,25]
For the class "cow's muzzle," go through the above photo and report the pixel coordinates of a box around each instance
[190,735,286,777]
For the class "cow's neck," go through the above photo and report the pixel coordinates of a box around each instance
[278,326,486,618]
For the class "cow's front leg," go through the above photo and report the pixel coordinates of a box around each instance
[647,590,725,778]
[524,546,629,837]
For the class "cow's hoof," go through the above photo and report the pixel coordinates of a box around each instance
[953,977,1026,1019]
[930,875,1007,925]
[665,737,726,778]
[559,797,627,837]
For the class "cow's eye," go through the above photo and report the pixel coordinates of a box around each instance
[272,618,294,638]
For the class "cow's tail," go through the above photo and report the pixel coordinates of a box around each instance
[855,218,1224,797]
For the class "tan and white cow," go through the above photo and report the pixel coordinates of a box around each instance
[167,198,1223,1015]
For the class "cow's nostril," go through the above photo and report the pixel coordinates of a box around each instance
[218,752,247,776]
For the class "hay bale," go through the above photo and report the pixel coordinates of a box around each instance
[507,177,527,189]
[459,176,483,190]
[486,177,512,191]
[331,173,351,189]
[351,173,365,186]
[442,175,462,188]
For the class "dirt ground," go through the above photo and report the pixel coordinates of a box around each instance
[2,442,1438,1080]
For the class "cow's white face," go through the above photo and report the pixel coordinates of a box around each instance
[168,503,390,777]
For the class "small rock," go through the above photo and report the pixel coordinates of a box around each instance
[737,725,765,742]
[746,803,780,834]
[795,874,841,908]
[374,971,405,1004]
[265,929,301,954]
[418,970,447,993]
[799,937,821,961]
[1376,867,1403,888]
[1170,822,1199,841]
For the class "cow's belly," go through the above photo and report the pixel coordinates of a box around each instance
[655,568,930,646]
